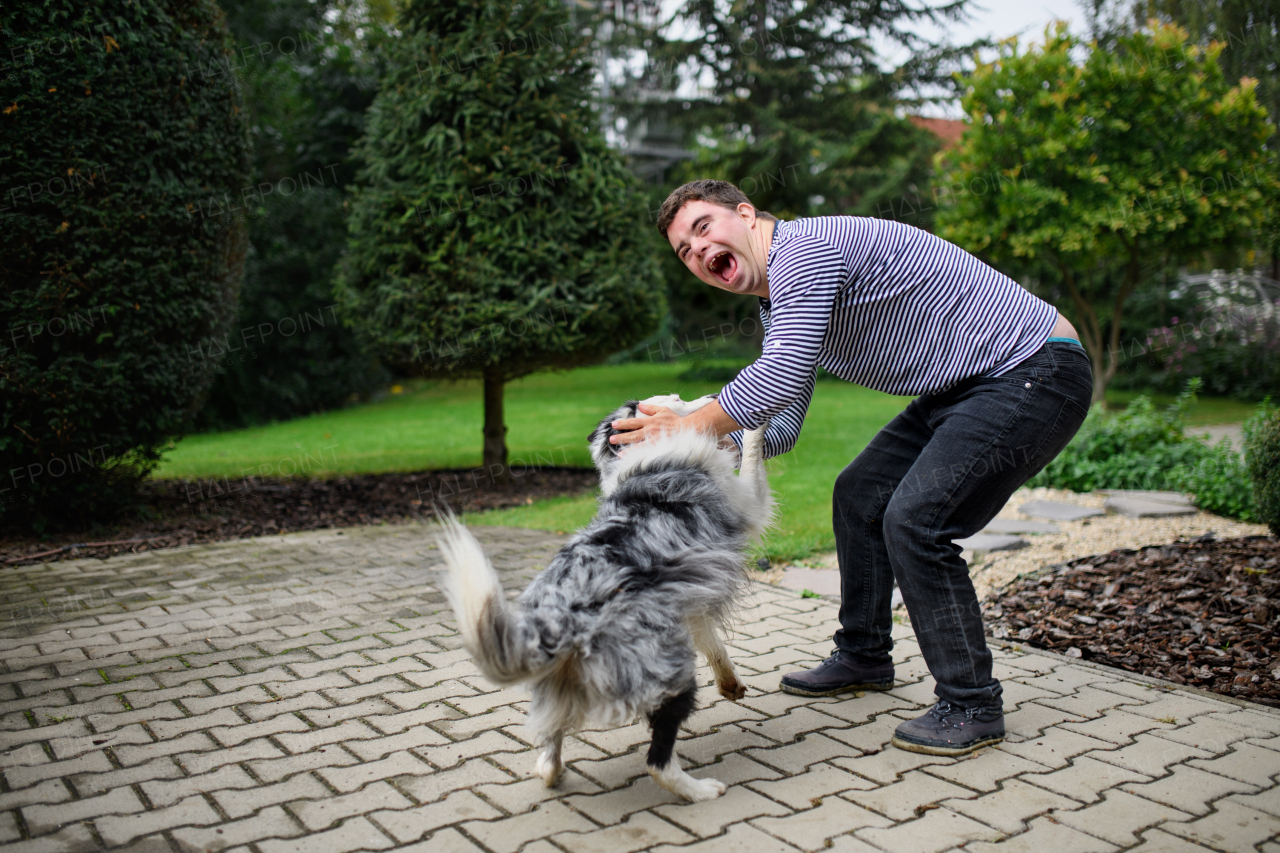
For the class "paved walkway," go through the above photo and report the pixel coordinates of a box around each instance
[1,524,1278,853]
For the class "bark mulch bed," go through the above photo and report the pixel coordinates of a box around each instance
[1,468,597,568]
[984,534,1280,708]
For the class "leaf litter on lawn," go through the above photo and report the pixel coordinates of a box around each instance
[984,534,1280,707]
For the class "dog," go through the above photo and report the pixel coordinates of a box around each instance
[437,394,772,802]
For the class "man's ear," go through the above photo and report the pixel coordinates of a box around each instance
[737,201,757,226]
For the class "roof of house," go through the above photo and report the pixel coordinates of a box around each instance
[909,116,967,149]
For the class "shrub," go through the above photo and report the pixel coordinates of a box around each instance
[1244,401,1280,534]
[1029,382,1257,520]
[335,0,665,475]
[0,1,251,529]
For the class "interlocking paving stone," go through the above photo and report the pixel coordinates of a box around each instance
[1054,788,1194,846]
[964,815,1120,853]
[1161,798,1280,850]
[855,806,998,852]
[845,769,976,821]
[1121,763,1261,816]
[0,523,1275,851]
[942,777,1081,834]
[751,796,891,851]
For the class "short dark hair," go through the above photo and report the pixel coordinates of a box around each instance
[655,179,775,239]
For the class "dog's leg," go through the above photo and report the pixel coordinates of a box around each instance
[690,614,746,701]
[738,423,773,529]
[535,731,564,788]
[646,683,726,802]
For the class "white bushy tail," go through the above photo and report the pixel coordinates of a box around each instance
[436,514,551,685]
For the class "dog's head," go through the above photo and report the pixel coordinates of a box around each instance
[587,394,720,480]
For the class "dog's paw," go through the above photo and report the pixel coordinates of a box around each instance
[717,679,747,702]
[681,776,727,802]
[650,763,728,802]
[535,750,563,788]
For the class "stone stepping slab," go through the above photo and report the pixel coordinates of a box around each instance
[1104,495,1198,518]
[1098,489,1194,506]
[955,533,1029,553]
[981,518,1061,535]
[1019,500,1104,521]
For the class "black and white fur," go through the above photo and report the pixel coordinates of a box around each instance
[437,394,772,802]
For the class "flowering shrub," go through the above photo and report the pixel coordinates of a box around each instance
[1115,302,1280,400]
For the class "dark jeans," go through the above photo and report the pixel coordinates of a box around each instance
[832,341,1093,710]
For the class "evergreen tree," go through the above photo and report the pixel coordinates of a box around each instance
[602,0,980,346]
[335,0,665,477]
[0,0,250,529]
[631,0,972,220]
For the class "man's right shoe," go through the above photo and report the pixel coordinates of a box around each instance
[779,651,895,697]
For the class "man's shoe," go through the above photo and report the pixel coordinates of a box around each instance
[779,651,894,697]
[891,701,1005,756]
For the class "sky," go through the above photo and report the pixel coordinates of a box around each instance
[935,0,1089,48]
[895,0,1091,116]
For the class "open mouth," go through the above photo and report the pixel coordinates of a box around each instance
[706,251,737,284]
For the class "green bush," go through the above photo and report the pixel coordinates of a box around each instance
[1243,401,1280,534]
[1029,382,1257,520]
[0,1,251,529]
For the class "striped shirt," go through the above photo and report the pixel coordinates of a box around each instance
[719,217,1058,458]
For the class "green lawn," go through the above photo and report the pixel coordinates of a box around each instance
[156,363,911,560]
[156,362,1258,562]
[1103,389,1257,425]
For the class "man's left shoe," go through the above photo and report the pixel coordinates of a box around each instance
[891,701,1005,756]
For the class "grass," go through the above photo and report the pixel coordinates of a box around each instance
[1103,389,1256,426]
[156,362,911,561]
[155,361,1258,562]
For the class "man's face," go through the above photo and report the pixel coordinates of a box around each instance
[667,200,769,299]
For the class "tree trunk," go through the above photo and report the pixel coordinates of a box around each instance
[482,369,509,485]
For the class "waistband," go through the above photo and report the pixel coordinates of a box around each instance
[1046,336,1085,349]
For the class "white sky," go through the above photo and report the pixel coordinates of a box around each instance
[932,0,1086,48]
[893,0,1088,116]
[645,0,1091,119]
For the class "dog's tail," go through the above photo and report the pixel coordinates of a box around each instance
[436,514,552,686]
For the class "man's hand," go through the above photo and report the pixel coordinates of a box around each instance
[609,399,743,447]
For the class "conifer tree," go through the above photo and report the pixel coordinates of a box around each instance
[336,0,665,478]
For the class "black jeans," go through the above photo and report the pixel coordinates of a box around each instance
[832,341,1093,710]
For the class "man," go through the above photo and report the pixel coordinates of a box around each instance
[610,180,1092,756]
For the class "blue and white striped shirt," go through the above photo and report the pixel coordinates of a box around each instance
[720,217,1058,458]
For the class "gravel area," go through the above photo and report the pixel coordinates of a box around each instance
[762,486,1270,601]
[968,487,1270,600]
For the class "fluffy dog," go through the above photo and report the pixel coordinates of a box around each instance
[437,394,772,801]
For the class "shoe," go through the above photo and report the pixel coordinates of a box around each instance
[779,650,894,697]
[891,701,1005,756]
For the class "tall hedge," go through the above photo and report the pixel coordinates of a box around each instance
[335,0,665,475]
[0,1,251,529]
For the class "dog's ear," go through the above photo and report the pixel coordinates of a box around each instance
[588,401,640,459]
